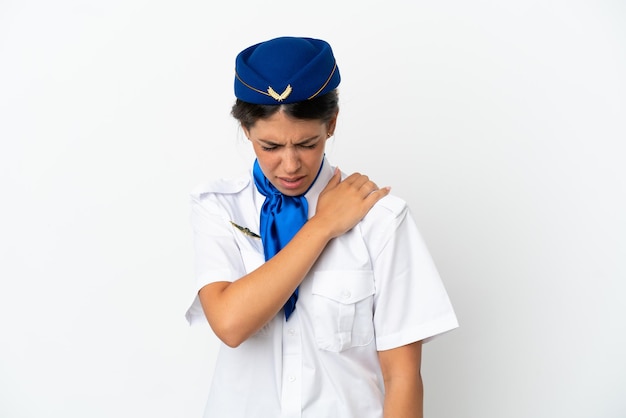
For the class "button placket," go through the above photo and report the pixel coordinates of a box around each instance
[281,313,302,418]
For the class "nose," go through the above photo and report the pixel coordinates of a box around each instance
[282,147,301,174]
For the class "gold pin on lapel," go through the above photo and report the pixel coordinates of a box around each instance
[230,221,261,239]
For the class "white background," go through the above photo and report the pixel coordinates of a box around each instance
[1,1,625,417]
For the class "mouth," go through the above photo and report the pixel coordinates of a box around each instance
[277,176,306,191]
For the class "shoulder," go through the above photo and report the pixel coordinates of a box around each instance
[358,193,411,243]
[189,172,255,220]
[191,173,251,201]
[357,193,420,259]
[374,194,408,216]
[369,193,409,221]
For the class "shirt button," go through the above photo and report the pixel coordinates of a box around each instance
[288,328,296,336]
[341,290,351,300]
[288,375,296,382]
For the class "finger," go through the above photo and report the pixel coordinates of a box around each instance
[364,186,379,198]
[365,186,391,202]
[347,174,372,190]
[358,179,379,197]
[341,172,364,186]
[322,167,342,191]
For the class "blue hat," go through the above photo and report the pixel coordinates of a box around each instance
[234,36,341,105]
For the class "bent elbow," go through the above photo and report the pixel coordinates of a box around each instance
[199,283,249,347]
[219,332,245,348]
[208,318,249,348]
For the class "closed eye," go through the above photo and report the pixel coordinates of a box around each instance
[256,136,320,151]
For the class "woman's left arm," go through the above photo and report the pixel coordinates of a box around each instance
[378,341,424,418]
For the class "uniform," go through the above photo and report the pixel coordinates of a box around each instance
[186,158,458,418]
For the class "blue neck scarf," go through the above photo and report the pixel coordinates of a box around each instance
[252,158,324,320]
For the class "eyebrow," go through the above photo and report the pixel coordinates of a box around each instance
[257,135,321,146]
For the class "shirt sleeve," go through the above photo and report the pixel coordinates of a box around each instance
[185,194,248,325]
[370,202,459,351]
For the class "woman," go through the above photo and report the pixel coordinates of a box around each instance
[186,36,458,418]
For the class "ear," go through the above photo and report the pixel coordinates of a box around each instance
[242,125,251,140]
[326,112,339,137]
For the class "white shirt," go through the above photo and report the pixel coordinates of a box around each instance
[186,158,458,418]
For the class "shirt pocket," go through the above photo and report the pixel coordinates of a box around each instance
[312,270,375,352]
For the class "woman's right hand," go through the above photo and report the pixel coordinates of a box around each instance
[313,168,390,239]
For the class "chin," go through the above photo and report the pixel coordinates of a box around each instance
[280,188,304,197]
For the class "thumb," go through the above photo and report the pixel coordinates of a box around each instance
[327,167,342,188]
[322,167,342,190]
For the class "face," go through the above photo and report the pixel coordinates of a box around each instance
[244,110,336,196]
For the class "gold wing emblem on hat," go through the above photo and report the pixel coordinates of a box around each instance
[267,84,292,102]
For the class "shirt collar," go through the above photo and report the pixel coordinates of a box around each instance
[304,156,334,218]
